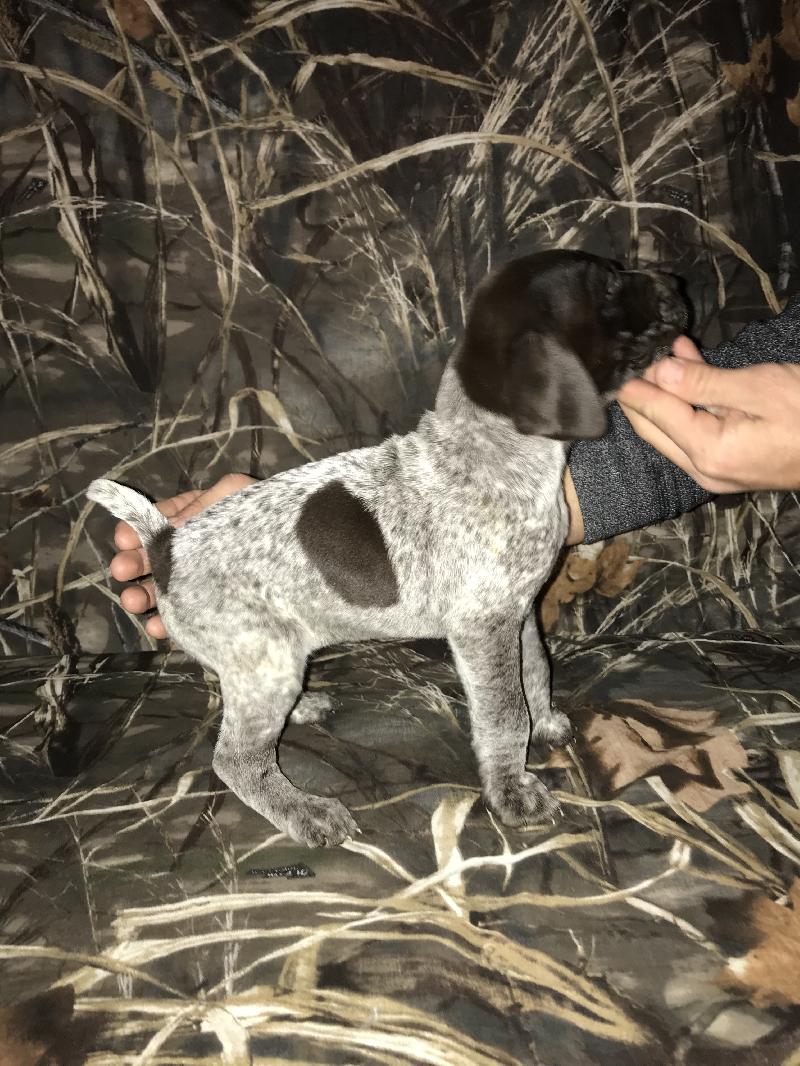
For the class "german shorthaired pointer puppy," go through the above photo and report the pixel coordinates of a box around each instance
[89,250,686,847]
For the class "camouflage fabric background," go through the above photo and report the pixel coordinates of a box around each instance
[1,1,800,1063]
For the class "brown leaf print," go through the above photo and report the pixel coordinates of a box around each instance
[776,0,800,60]
[594,539,643,597]
[721,35,774,95]
[105,0,157,40]
[720,880,800,1008]
[549,700,750,812]
[541,539,642,631]
[12,482,53,511]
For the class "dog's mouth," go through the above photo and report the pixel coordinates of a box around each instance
[617,275,688,370]
[599,278,689,400]
[630,317,685,366]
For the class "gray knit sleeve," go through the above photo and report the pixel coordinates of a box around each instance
[568,294,800,544]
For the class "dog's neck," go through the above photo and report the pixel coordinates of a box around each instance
[421,356,568,502]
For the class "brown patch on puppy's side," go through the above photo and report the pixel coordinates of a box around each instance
[297,481,399,608]
[148,526,174,593]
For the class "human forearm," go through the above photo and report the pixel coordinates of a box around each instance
[568,295,800,544]
[563,468,585,546]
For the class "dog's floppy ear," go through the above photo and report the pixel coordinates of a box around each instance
[506,332,608,440]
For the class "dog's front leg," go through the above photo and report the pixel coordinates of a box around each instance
[213,663,357,848]
[450,624,560,827]
[520,612,573,747]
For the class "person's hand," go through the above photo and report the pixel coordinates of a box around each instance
[617,335,800,493]
[111,473,257,638]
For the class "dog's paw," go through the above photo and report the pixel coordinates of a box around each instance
[530,707,573,748]
[214,757,358,846]
[282,793,358,848]
[485,772,561,828]
[289,691,334,725]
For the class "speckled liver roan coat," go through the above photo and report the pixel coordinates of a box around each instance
[88,250,686,847]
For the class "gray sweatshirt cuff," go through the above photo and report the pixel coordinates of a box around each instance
[569,294,800,543]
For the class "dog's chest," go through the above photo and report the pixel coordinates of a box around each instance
[363,425,567,612]
[382,476,566,624]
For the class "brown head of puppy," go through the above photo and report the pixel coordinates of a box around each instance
[456,250,687,440]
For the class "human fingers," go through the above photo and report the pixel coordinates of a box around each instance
[170,473,257,527]
[120,580,168,639]
[114,520,142,551]
[110,476,255,641]
[110,546,150,581]
[123,581,169,638]
[619,400,745,493]
[641,336,702,384]
[120,579,156,614]
[145,615,168,639]
[121,579,168,642]
[647,357,771,416]
[617,377,727,457]
[113,476,253,580]
[671,335,705,362]
[157,489,205,517]
[642,338,738,415]
[113,488,204,571]
[113,490,203,550]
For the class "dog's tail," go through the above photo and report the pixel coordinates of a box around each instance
[87,479,170,546]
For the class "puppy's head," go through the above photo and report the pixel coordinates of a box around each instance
[456,250,687,440]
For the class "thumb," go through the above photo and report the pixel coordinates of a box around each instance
[651,357,759,414]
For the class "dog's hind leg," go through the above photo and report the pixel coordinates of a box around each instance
[520,612,573,747]
[212,644,357,847]
[450,622,560,827]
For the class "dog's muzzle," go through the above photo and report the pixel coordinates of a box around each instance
[624,271,688,369]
